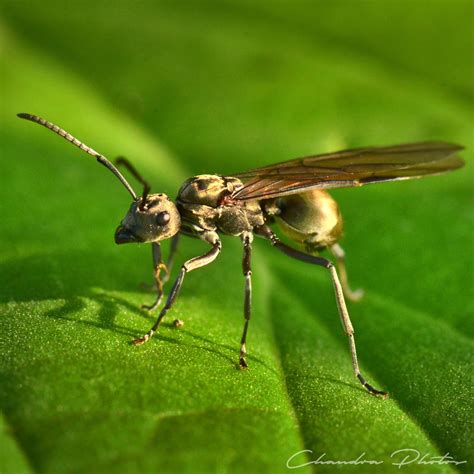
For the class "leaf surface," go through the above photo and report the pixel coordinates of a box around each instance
[0,3,472,473]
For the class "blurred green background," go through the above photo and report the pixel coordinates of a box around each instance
[0,1,473,473]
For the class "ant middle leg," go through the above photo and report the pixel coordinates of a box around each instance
[239,232,253,369]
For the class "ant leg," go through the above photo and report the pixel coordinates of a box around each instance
[330,243,364,302]
[255,225,388,398]
[239,232,253,369]
[141,233,180,298]
[115,156,150,201]
[133,232,222,345]
[164,233,180,283]
[142,242,168,311]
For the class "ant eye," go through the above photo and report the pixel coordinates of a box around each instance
[156,211,170,226]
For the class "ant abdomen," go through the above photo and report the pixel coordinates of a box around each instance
[274,189,343,252]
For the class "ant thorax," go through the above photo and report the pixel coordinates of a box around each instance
[176,174,265,237]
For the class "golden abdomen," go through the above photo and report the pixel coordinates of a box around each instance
[274,189,343,252]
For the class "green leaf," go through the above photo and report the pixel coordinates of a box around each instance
[0,413,33,474]
[1,3,472,473]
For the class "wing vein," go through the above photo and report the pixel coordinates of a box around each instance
[231,142,464,201]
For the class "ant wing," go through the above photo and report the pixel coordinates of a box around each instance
[231,142,464,201]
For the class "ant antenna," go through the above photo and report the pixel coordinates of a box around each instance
[17,113,138,200]
[115,157,151,210]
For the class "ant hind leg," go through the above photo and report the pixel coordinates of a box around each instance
[255,225,387,398]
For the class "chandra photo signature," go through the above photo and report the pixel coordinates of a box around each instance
[286,449,467,469]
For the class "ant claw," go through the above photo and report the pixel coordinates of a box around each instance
[132,329,154,346]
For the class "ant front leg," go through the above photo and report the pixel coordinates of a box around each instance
[141,242,168,311]
[133,232,222,345]
[255,225,388,398]
[142,234,181,311]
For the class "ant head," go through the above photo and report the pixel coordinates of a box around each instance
[16,114,182,245]
[115,194,181,244]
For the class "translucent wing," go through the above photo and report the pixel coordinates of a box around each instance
[232,142,464,201]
